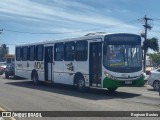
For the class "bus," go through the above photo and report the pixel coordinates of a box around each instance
[15,33,144,92]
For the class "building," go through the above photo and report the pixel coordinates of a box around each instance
[0,47,9,54]
[4,54,15,63]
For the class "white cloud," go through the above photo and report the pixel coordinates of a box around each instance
[0,0,139,32]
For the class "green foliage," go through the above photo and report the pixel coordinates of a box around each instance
[148,52,160,67]
[142,37,159,52]
[142,37,159,71]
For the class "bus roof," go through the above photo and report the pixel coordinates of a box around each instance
[15,33,140,47]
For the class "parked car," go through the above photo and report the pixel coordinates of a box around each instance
[5,63,15,78]
[0,62,7,75]
[143,72,148,82]
[148,68,160,91]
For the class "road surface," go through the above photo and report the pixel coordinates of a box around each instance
[0,75,159,120]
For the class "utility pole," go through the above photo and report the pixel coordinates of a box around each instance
[143,15,152,42]
[140,15,153,72]
[0,29,3,34]
[0,29,3,48]
[0,29,3,61]
[0,29,3,47]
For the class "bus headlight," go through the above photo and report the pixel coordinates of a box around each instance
[142,72,146,77]
[104,71,116,80]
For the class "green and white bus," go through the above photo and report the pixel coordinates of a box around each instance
[15,33,144,92]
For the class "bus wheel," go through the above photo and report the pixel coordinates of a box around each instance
[32,72,39,85]
[153,80,159,91]
[77,76,86,92]
[107,87,118,92]
[5,73,9,79]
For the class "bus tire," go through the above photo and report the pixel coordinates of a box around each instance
[5,73,9,79]
[13,75,16,79]
[153,80,159,91]
[77,75,86,92]
[107,87,118,92]
[32,72,39,85]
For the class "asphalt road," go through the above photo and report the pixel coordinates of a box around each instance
[0,75,159,120]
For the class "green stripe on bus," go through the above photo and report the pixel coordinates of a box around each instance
[103,76,144,89]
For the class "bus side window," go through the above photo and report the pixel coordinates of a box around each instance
[16,47,21,61]
[54,43,64,61]
[22,46,28,61]
[36,45,43,61]
[64,42,75,61]
[29,46,35,61]
[75,41,88,61]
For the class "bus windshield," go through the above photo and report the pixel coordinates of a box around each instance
[103,35,142,73]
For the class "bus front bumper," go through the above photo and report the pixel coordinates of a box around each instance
[103,76,144,89]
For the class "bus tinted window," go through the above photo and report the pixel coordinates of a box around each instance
[54,43,64,61]
[16,47,21,61]
[29,46,35,61]
[75,41,88,61]
[36,45,43,61]
[64,42,75,61]
[22,46,28,61]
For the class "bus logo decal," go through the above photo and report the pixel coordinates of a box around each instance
[34,62,44,70]
[66,62,74,71]
[17,64,23,69]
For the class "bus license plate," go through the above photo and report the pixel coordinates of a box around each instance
[125,81,132,84]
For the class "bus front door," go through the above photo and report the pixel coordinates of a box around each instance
[45,46,53,82]
[89,42,102,87]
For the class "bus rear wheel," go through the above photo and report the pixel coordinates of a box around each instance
[153,80,159,91]
[5,73,9,79]
[77,76,86,92]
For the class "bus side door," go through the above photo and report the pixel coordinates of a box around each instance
[89,42,102,87]
[44,45,54,82]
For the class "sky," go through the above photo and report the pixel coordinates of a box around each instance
[0,0,160,54]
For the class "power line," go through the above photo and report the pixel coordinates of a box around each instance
[0,43,17,45]
[153,18,160,21]
[0,29,3,34]
[2,28,71,34]
[1,20,139,35]
[150,30,160,33]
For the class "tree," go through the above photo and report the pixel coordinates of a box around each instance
[148,52,160,68]
[0,44,7,61]
[142,37,159,71]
